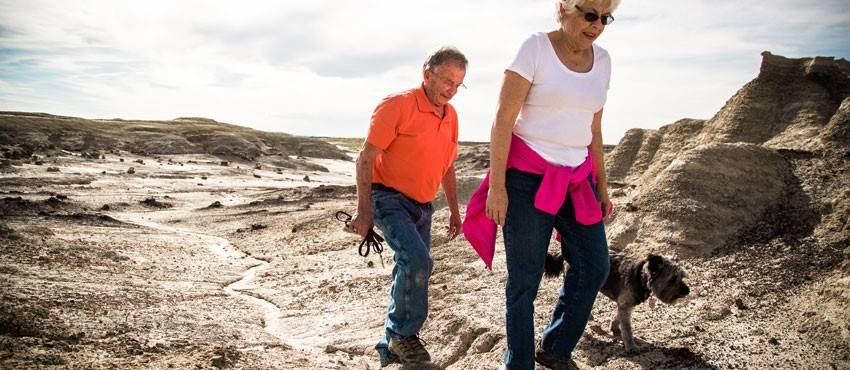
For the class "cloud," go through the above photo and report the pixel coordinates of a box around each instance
[0,0,848,144]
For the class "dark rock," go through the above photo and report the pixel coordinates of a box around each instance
[768,338,780,345]
[0,223,22,240]
[139,197,172,209]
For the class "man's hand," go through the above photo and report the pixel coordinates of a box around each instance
[348,212,373,238]
[446,212,462,240]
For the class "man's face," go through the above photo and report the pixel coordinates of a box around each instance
[423,62,466,108]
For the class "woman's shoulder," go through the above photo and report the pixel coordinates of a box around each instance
[593,43,611,61]
[519,31,550,45]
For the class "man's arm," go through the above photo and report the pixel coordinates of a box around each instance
[441,164,461,240]
[350,142,382,237]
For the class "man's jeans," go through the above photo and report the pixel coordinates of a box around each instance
[502,169,610,370]
[371,188,434,361]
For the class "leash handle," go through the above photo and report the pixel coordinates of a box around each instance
[335,210,386,267]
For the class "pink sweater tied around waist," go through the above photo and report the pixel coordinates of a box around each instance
[462,135,602,269]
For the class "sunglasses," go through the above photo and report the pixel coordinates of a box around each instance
[575,5,615,25]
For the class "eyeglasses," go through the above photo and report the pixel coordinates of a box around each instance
[434,74,466,90]
[575,5,614,26]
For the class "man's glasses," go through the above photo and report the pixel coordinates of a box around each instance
[575,5,614,26]
[435,75,466,90]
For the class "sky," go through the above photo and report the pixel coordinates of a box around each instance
[1,1,848,144]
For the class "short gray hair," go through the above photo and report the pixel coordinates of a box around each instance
[423,46,468,71]
[556,0,621,23]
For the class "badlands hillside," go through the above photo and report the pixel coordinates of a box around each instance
[0,51,847,369]
[0,112,348,169]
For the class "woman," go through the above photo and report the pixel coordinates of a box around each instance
[462,0,619,368]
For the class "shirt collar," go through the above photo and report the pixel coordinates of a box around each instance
[415,84,438,115]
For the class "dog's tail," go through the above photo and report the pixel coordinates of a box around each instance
[544,252,564,278]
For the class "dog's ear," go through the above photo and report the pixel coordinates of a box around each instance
[647,254,663,273]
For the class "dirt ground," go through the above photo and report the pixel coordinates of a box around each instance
[1,147,847,370]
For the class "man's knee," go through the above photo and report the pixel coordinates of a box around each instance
[400,248,432,275]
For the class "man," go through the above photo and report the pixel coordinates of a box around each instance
[348,46,467,366]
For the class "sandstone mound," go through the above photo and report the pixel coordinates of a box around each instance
[606,52,849,257]
[606,119,704,184]
[697,53,850,151]
[0,113,349,162]
[609,143,792,256]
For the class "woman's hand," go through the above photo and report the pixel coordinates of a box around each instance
[599,191,613,222]
[486,185,509,226]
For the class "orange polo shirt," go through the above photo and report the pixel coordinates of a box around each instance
[367,85,459,204]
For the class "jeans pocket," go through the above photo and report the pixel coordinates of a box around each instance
[372,190,405,223]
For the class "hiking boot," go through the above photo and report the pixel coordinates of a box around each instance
[378,349,401,368]
[535,344,580,370]
[388,335,431,363]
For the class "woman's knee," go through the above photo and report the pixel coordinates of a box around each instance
[587,251,610,288]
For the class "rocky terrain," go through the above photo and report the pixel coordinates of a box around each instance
[0,112,348,166]
[1,52,848,369]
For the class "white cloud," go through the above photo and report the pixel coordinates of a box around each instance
[1,0,848,143]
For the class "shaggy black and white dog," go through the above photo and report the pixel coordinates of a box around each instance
[545,252,690,353]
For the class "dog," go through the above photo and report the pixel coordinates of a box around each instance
[544,251,690,353]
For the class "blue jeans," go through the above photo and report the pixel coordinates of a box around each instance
[502,169,610,369]
[371,188,434,361]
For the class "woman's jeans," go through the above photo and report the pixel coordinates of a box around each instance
[502,169,610,369]
[370,188,434,360]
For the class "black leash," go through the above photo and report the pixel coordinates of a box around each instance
[335,211,385,268]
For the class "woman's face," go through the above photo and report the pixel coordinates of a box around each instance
[561,2,610,49]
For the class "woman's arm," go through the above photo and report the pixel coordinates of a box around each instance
[588,109,612,220]
[486,70,532,226]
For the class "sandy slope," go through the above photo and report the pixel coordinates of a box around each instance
[1,147,847,369]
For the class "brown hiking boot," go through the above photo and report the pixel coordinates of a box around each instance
[535,344,580,370]
[388,335,431,363]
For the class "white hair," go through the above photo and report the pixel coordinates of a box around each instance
[555,0,621,23]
